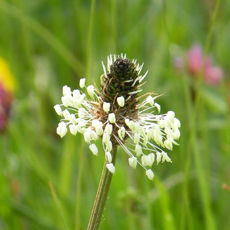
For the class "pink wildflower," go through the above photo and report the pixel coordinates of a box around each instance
[187,45,204,75]
[187,44,223,86]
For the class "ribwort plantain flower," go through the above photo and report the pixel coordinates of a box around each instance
[54,54,181,180]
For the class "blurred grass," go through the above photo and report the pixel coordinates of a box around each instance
[0,0,230,229]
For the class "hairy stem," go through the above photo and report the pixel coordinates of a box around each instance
[87,147,118,230]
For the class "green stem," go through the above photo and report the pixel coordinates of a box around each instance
[87,147,118,230]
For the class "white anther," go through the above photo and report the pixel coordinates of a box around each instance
[108,113,116,123]
[89,144,98,156]
[118,127,126,140]
[106,163,115,174]
[146,169,154,180]
[103,102,110,113]
[135,144,143,156]
[106,151,112,163]
[79,78,86,88]
[87,85,95,98]
[63,85,71,96]
[69,124,78,135]
[128,157,137,169]
[117,96,125,107]
[54,104,62,116]
[57,122,67,138]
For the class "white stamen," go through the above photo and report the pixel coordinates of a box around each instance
[89,144,98,156]
[103,102,110,113]
[161,151,172,163]
[61,95,72,107]
[117,96,125,107]
[156,151,162,164]
[69,124,78,135]
[154,103,161,112]
[63,85,71,96]
[87,85,95,98]
[128,157,137,169]
[105,123,113,135]
[108,113,116,123]
[135,144,143,156]
[106,163,115,174]
[106,141,113,152]
[146,96,154,106]
[102,62,108,78]
[84,131,91,143]
[106,151,112,163]
[57,122,67,138]
[63,109,70,120]
[54,104,62,116]
[79,78,86,88]
[118,127,126,140]
[146,169,154,180]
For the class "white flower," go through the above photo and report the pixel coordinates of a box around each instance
[54,54,181,180]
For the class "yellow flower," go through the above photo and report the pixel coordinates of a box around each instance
[0,57,15,93]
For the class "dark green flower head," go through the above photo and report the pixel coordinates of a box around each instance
[100,54,146,119]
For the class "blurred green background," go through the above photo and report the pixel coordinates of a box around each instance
[0,0,230,229]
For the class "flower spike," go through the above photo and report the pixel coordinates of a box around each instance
[54,54,181,179]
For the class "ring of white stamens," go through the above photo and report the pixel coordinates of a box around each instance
[54,55,181,180]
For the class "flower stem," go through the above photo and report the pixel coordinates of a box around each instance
[87,147,118,230]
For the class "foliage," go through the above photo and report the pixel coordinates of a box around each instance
[0,0,229,229]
